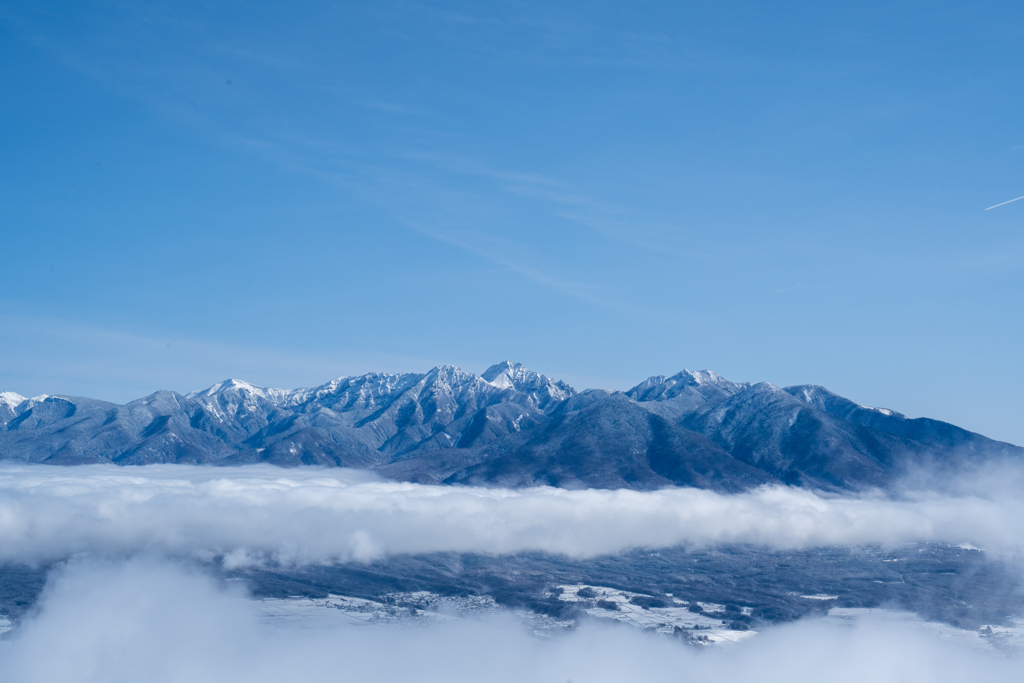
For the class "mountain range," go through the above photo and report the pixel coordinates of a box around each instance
[1,362,1019,492]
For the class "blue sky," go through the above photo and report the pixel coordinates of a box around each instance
[1,1,1022,444]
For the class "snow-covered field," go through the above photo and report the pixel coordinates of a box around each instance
[251,585,754,645]
[556,584,756,645]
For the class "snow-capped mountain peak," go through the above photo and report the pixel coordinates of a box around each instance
[186,379,296,405]
[482,361,532,390]
[0,391,50,425]
[481,361,575,403]
[0,392,27,410]
[676,369,730,387]
[627,369,744,403]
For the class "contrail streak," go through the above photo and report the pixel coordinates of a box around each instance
[985,194,1024,210]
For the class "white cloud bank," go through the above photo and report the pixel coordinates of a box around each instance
[1,558,1021,683]
[2,464,1024,565]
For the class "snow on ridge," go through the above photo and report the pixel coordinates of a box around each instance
[303,372,422,403]
[864,406,903,418]
[0,391,52,408]
[790,385,905,419]
[0,391,27,409]
[630,375,668,393]
[748,381,783,393]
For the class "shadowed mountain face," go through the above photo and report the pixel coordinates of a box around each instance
[0,363,1019,492]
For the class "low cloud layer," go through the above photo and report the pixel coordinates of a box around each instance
[0,558,1020,683]
[1,464,1024,565]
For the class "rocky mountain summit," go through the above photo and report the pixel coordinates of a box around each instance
[1,362,1018,492]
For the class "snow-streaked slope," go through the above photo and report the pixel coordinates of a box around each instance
[0,392,51,425]
[626,370,746,419]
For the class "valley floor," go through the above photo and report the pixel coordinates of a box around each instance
[2,542,1020,648]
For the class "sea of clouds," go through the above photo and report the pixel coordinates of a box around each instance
[1,463,1024,565]
[2,463,1024,681]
